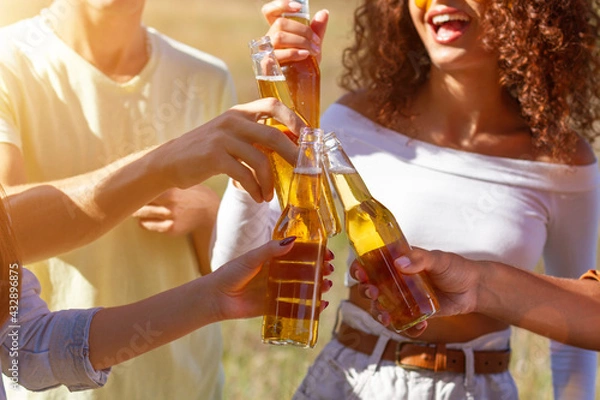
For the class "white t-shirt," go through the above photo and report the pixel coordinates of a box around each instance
[0,15,236,400]
[211,103,600,399]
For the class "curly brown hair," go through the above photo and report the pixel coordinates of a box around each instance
[340,0,600,161]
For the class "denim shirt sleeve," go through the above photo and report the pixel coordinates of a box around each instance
[0,268,110,392]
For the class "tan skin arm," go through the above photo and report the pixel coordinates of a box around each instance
[6,146,165,263]
[353,248,600,350]
[5,99,303,264]
[475,262,600,350]
[89,239,286,369]
[89,238,334,370]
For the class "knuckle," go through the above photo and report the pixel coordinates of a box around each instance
[272,18,287,31]
[429,249,443,261]
[226,106,243,119]
[264,97,281,108]
[214,112,237,130]
[430,249,443,258]
[271,30,285,45]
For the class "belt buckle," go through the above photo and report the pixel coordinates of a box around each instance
[395,341,422,370]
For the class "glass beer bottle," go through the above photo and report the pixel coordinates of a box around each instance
[323,132,440,331]
[248,36,340,237]
[281,0,321,128]
[262,127,328,348]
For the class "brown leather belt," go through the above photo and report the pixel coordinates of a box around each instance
[336,323,510,374]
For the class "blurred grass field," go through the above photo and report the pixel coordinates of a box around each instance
[1,1,599,399]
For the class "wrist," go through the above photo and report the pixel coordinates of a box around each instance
[186,275,223,327]
[469,260,488,315]
[473,261,516,317]
[141,143,179,190]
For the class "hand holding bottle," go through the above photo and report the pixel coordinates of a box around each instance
[160,99,304,203]
[262,0,329,63]
[249,36,341,237]
[262,128,330,348]
[350,248,477,329]
[211,236,335,322]
[349,258,430,338]
[323,132,439,332]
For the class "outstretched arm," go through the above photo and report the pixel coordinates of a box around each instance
[5,99,303,264]
[352,248,600,350]
[7,239,334,390]
[88,238,334,370]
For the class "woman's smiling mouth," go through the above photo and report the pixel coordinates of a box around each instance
[428,11,471,43]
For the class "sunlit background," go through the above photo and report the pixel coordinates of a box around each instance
[0,1,598,399]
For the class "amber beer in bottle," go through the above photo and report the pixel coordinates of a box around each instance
[248,36,340,237]
[323,132,440,331]
[281,0,320,128]
[262,128,328,348]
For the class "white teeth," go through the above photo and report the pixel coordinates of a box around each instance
[431,14,470,26]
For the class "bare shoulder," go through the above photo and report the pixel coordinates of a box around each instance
[335,91,378,120]
[570,135,597,166]
[533,134,596,166]
[337,91,364,108]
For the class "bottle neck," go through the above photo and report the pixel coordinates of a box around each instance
[249,36,285,80]
[288,137,322,207]
[288,170,321,207]
[324,138,373,209]
[255,76,295,110]
[249,36,308,125]
[327,168,372,211]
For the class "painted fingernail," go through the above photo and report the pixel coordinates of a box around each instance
[328,263,335,273]
[279,236,297,246]
[322,300,330,309]
[326,249,335,260]
[395,256,411,269]
[356,269,367,283]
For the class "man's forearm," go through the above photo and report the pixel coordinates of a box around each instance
[6,146,170,263]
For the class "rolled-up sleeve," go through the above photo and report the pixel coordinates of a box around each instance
[1,269,110,392]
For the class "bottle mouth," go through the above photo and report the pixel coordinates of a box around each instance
[248,36,272,50]
[300,127,324,145]
[323,131,340,150]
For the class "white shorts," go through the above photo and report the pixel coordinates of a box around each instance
[293,301,518,400]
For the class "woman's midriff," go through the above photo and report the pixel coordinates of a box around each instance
[349,286,509,343]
